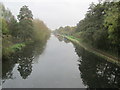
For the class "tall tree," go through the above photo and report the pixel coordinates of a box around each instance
[17,5,33,42]
[17,5,33,20]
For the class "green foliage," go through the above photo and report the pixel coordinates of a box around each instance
[55,1,119,57]
[54,26,76,36]
[2,18,9,35]
[3,43,25,58]
[2,4,51,59]
[18,19,33,41]
[75,3,106,47]
[0,3,18,37]
[8,16,18,37]
[104,1,120,45]
[17,5,33,20]
[93,29,108,49]
[0,3,13,23]
[2,35,14,57]
[74,1,119,53]
[33,19,50,42]
[10,43,25,51]
[17,5,33,42]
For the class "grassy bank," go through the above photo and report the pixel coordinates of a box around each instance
[3,43,26,59]
[63,35,120,66]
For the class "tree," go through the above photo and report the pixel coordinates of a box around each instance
[2,18,9,35]
[17,5,33,21]
[17,5,33,42]
[75,3,106,47]
[33,19,50,41]
[8,16,18,37]
[104,1,120,45]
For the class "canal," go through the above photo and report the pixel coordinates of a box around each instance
[2,35,120,88]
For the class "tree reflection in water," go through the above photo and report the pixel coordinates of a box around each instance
[17,44,34,79]
[74,43,120,88]
[2,39,48,82]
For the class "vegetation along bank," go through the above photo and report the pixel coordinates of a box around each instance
[1,3,51,60]
[53,1,120,66]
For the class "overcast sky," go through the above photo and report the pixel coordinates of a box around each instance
[1,0,99,30]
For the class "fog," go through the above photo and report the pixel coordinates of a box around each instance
[1,0,98,30]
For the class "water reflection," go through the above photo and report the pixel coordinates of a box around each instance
[2,35,120,88]
[2,39,48,82]
[73,43,120,88]
[17,44,34,79]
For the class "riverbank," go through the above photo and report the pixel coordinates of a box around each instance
[2,43,26,60]
[62,35,120,66]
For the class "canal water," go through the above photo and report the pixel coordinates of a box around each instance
[2,35,120,88]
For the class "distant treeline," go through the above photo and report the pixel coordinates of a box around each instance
[1,3,51,59]
[53,1,120,58]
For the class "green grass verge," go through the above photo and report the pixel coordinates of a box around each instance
[63,35,120,66]
[3,43,26,57]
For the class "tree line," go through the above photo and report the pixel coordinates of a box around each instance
[1,3,51,59]
[54,1,120,58]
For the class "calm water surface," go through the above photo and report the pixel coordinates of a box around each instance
[2,35,120,88]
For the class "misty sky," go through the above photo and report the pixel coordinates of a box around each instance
[1,0,99,30]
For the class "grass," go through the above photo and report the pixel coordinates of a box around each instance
[63,35,120,66]
[10,43,26,51]
[3,43,26,58]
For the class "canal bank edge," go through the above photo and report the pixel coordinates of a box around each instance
[62,35,120,67]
